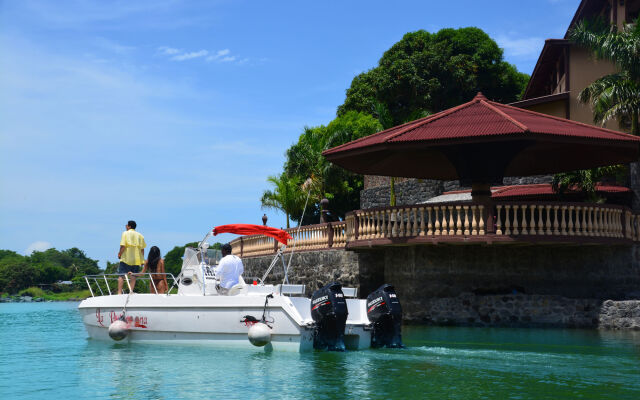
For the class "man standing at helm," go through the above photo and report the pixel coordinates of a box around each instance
[117,220,146,294]
[214,243,244,294]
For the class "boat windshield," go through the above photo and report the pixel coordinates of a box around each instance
[182,247,222,269]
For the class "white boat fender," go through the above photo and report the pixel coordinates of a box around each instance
[108,318,129,341]
[110,287,133,341]
[248,322,271,347]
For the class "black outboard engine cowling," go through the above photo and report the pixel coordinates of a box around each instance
[311,282,348,351]
[366,284,403,348]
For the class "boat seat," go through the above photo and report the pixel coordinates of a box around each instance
[227,276,247,296]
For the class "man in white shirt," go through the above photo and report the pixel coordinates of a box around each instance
[214,243,244,294]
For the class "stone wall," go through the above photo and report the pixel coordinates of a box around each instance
[360,175,553,209]
[381,245,639,301]
[360,178,463,209]
[242,250,361,295]
[409,293,600,327]
[240,244,640,329]
[599,300,640,330]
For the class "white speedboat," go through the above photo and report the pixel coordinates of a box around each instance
[78,224,403,352]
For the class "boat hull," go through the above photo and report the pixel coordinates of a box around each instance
[78,294,370,352]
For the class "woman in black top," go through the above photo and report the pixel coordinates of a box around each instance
[139,246,168,294]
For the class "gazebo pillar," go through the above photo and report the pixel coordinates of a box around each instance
[471,183,495,233]
[471,183,492,203]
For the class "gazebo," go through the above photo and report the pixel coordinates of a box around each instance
[323,93,640,202]
[319,93,640,246]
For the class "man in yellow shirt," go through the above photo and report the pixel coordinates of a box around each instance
[117,220,146,294]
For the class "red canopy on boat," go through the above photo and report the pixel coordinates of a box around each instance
[212,224,293,245]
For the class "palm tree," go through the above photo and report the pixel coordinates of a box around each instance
[570,17,640,134]
[553,18,640,199]
[260,174,304,229]
[552,165,625,202]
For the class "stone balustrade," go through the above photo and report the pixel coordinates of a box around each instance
[494,203,626,238]
[231,202,640,257]
[231,222,346,258]
[347,204,486,240]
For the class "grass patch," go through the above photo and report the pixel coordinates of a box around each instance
[18,287,46,298]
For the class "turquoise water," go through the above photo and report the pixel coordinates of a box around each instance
[1,302,640,399]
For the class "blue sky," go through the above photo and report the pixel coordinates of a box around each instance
[0,0,582,267]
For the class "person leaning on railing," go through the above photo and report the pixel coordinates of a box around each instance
[137,246,168,294]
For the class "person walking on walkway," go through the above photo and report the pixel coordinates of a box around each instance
[117,220,146,294]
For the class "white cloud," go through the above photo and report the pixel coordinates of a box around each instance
[207,49,234,62]
[157,47,245,64]
[172,49,209,61]
[25,241,53,255]
[495,35,544,59]
[158,46,180,55]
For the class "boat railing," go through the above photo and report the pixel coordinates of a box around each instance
[83,273,179,297]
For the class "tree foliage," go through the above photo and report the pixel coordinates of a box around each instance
[261,174,305,229]
[552,165,626,201]
[264,27,528,222]
[282,111,382,223]
[164,242,200,277]
[0,247,101,294]
[337,28,529,125]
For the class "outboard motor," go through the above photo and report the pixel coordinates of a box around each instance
[366,284,403,348]
[311,282,348,351]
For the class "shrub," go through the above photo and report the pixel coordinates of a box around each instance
[18,286,47,298]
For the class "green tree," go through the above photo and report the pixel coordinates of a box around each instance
[283,112,382,222]
[552,165,626,201]
[29,247,100,283]
[570,17,640,134]
[0,256,38,293]
[338,28,529,125]
[164,242,199,277]
[261,174,305,229]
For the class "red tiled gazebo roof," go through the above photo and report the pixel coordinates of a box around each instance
[441,183,630,199]
[323,93,640,184]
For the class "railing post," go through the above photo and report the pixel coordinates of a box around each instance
[478,205,485,235]
[623,210,630,239]
[463,206,470,235]
[486,203,495,234]
[471,206,478,235]
[327,222,334,248]
[354,212,360,240]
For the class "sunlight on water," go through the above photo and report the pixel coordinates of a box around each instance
[1,303,639,399]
